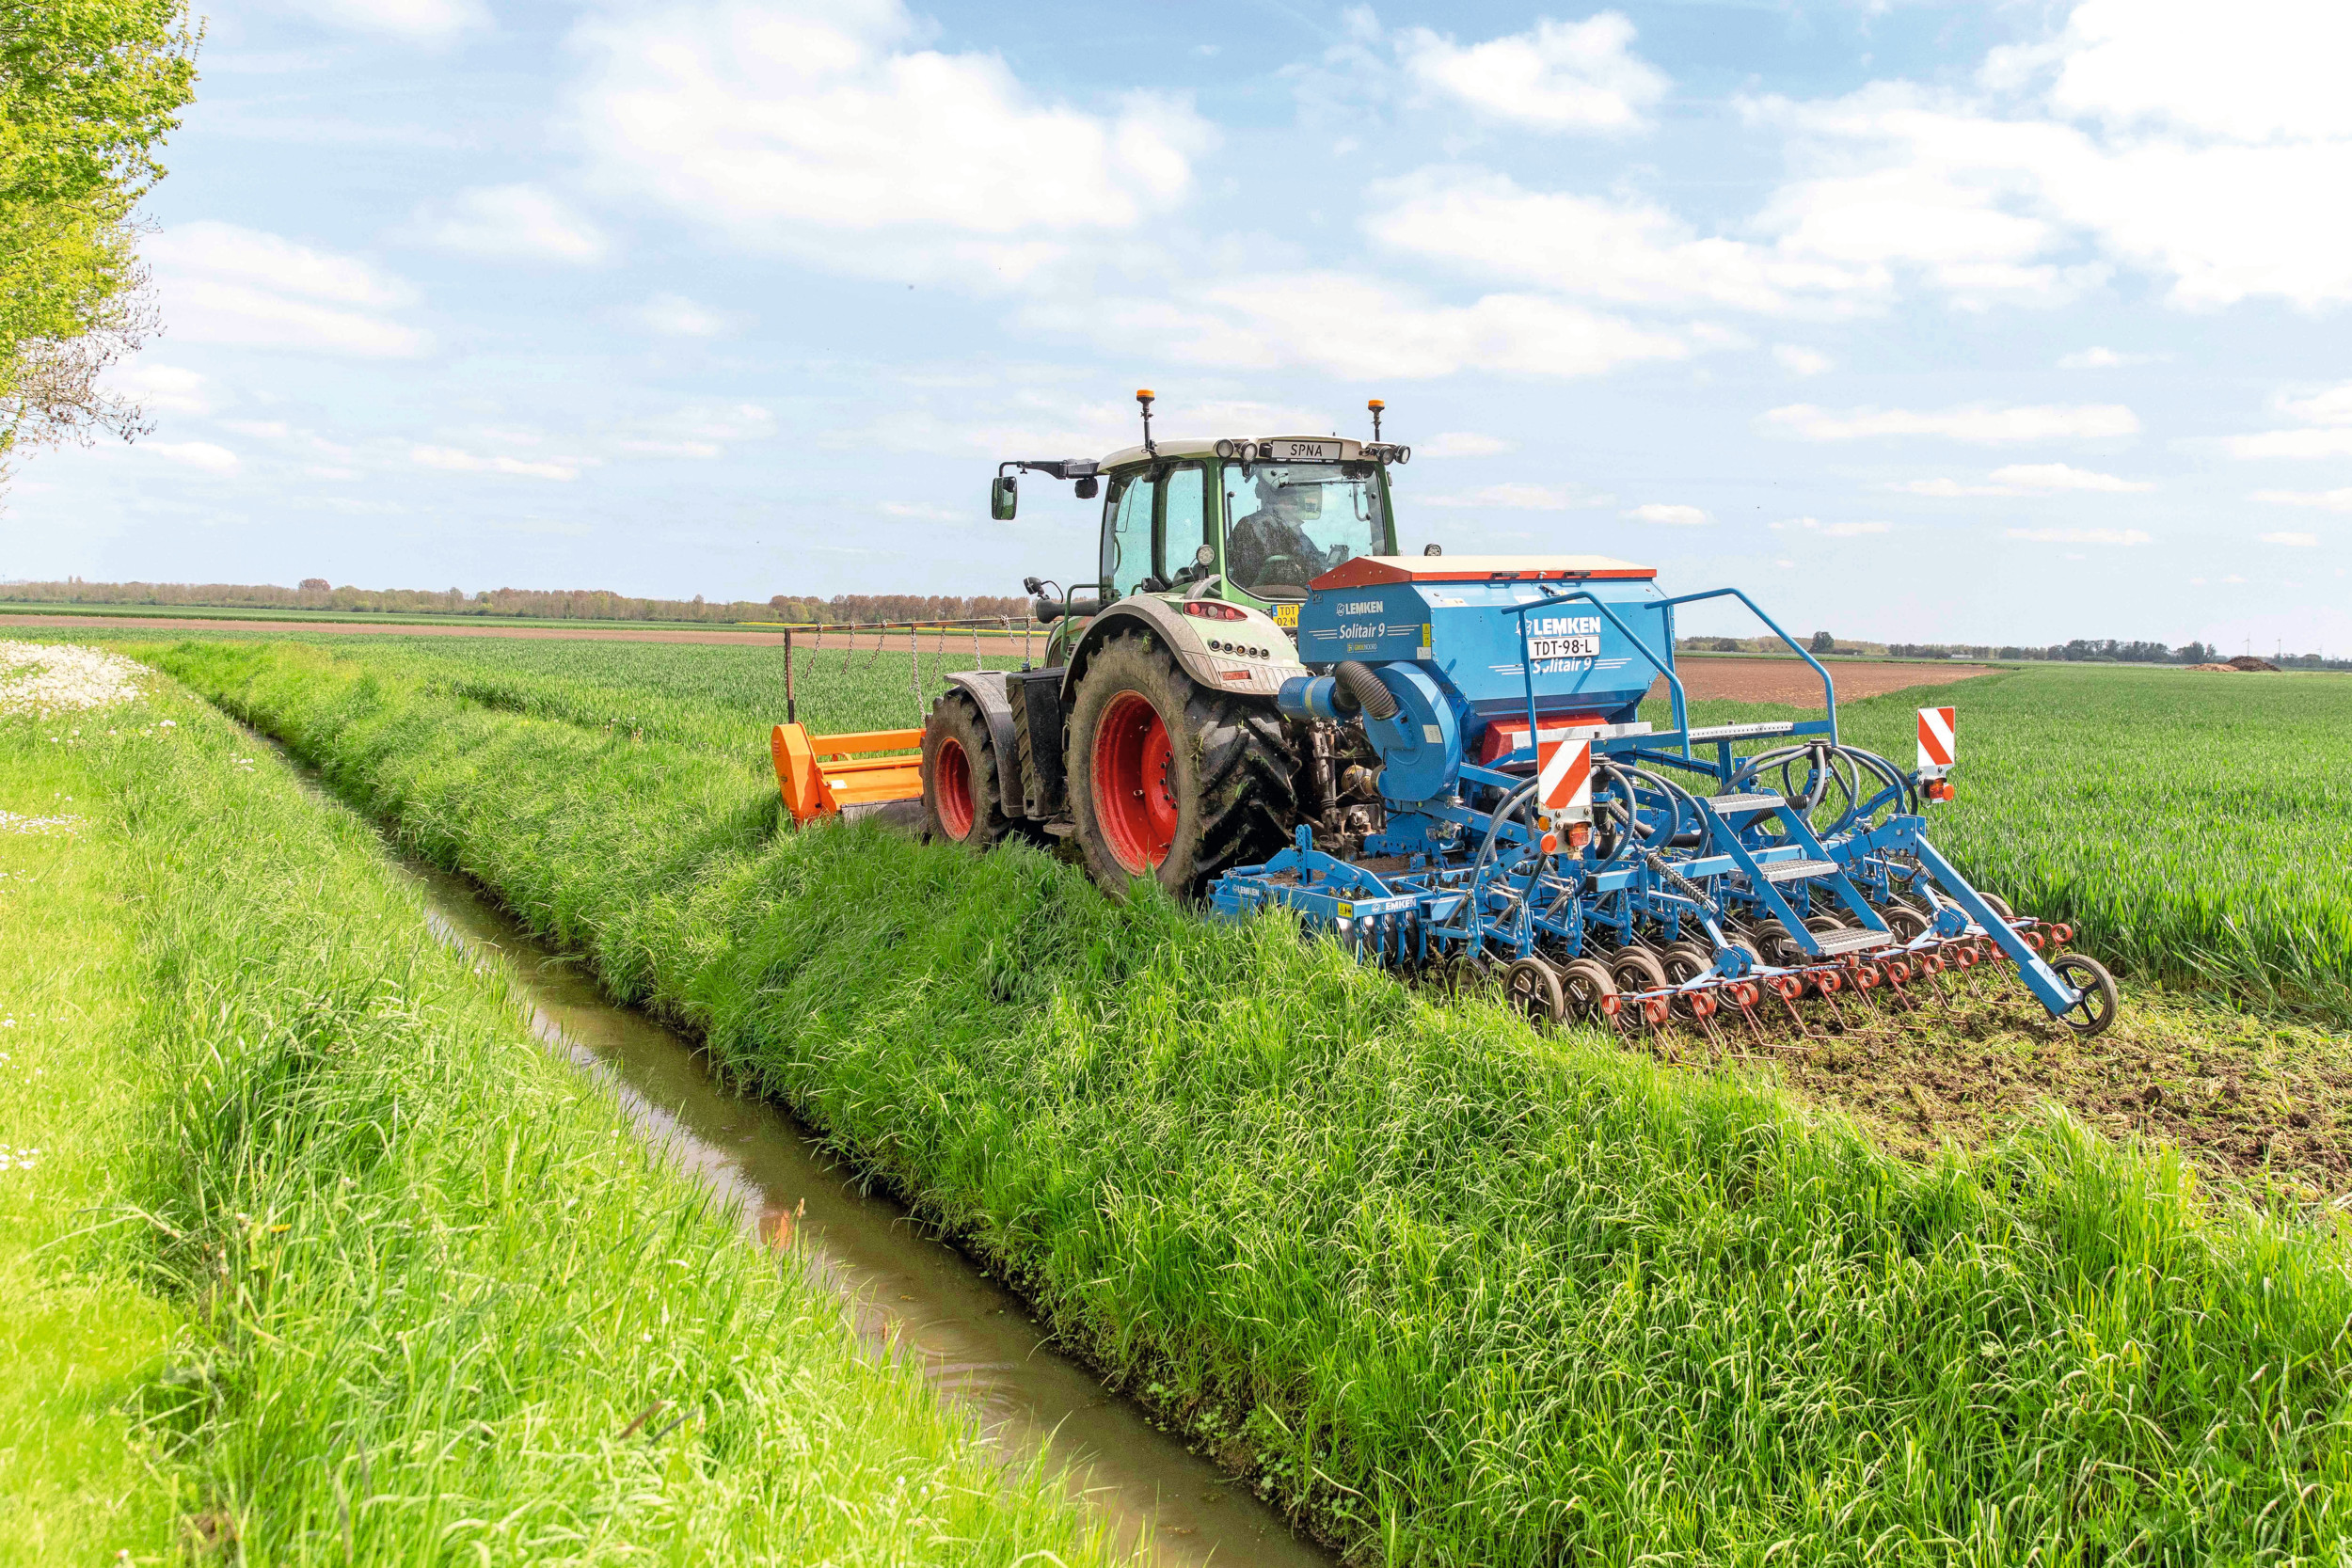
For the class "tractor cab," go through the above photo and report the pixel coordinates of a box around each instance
[992,393,1409,652]
[1090,436,1400,617]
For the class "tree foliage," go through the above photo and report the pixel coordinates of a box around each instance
[0,0,198,475]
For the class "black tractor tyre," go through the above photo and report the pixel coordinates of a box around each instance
[920,691,1023,850]
[1065,633,1299,899]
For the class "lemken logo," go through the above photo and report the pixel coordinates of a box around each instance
[1527,615,1603,636]
[1335,599,1386,615]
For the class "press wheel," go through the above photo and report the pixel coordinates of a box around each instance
[1608,946,1670,996]
[1503,958,1564,1025]
[2050,954,2119,1038]
[1557,958,1618,1026]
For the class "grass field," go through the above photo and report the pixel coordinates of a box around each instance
[122,634,2352,1565]
[0,643,1122,1565]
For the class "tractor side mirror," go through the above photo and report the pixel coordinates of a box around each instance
[990,475,1018,520]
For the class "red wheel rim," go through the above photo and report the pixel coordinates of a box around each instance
[934,736,976,840]
[1092,690,1178,873]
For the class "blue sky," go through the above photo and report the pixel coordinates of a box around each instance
[8,0,2351,650]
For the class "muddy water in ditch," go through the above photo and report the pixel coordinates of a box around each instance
[402,859,1333,1568]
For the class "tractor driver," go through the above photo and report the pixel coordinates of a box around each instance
[1224,470,1330,594]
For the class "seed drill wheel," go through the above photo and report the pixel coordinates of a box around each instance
[1608,946,1671,997]
[921,692,1021,849]
[1503,958,1564,1024]
[1065,633,1298,899]
[1557,958,1619,1025]
[2049,953,2120,1037]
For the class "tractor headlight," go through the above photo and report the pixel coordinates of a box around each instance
[1214,439,1236,459]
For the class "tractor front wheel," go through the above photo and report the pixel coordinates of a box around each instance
[1066,633,1298,899]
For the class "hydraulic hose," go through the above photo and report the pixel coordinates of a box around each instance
[1333,661,1400,720]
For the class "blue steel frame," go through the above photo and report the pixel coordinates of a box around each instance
[1208,578,2091,1023]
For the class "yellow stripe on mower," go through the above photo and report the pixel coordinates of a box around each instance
[771,723,926,824]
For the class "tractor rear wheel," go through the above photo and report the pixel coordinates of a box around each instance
[1066,633,1299,898]
[921,691,1021,850]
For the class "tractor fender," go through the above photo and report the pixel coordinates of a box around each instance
[1061,596,1308,707]
[942,669,1020,768]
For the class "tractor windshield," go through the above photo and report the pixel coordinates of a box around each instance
[1222,461,1388,600]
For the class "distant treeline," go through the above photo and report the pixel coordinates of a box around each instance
[1679,633,2349,672]
[0,578,1034,626]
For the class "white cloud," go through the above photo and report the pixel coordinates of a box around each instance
[1397,13,1669,134]
[663,403,774,442]
[1624,502,1711,526]
[2253,486,2352,512]
[1366,168,1868,314]
[1756,19,2352,314]
[634,293,732,337]
[1762,401,2139,442]
[147,222,427,357]
[1987,462,2154,492]
[2225,381,2352,457]
[142,440,240,475]
[566,0,1212,276]
[411,445,585,481]
[2041,0,2352,143]
[1414,432,1514,458]
[2224,428,2352,459]
[2058,345,2169,369]
[878,501,961,520]
[1887,478,1998,498]
[2260,531,2321,546]
[1773,344,1833,375]
[104,364,213,414]
[279,0,487,43]
[1892,463,2151,495]
[2005,527,2152,545]
[1059,273,1701,380]
[618,440,723,459]
[1422,483,1609,510]
[2280,382,2352,425]
[419,184,608,263]
[1774,515,1891,536]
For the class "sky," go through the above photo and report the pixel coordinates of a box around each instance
[6,0,2352,651]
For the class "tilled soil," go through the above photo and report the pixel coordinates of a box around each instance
[1658,657,1994,706]
[1643,964,2352,1196]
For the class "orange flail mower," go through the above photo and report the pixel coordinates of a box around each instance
[770,722,926,823]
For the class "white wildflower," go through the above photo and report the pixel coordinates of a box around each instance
[0,811,81,836]
[0,643,147,717]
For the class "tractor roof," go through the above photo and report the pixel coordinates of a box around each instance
[1099,435,1367,467]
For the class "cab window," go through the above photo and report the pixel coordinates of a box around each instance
[1161,464,1209,586]
[1102,472,1155,598]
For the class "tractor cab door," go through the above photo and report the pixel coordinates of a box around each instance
[1100,462,1211,601]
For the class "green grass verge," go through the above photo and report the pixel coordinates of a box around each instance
[0,658,1121,1565]
[138,636,2352,1565]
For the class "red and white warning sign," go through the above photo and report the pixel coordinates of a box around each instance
[1916,705,1956,774]
[1537,735,1594,824]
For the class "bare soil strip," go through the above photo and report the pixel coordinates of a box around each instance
[1658,658,1994,705]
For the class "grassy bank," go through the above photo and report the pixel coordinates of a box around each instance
[72,629,2350,1017]
[0,646,1121,1565]
[139,635,2352,1564]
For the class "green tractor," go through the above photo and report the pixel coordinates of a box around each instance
[920,390,1413,898]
